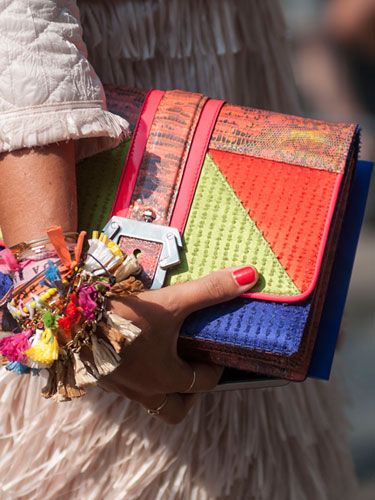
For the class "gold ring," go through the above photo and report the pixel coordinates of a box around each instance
[147,395,168,416]
[183,368,196,393]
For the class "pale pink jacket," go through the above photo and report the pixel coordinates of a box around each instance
[0,0,129,159]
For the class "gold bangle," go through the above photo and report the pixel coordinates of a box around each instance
[147,395,168,416]
[183,368,196,393]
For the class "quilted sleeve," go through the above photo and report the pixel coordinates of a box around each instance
[0,0,129,160]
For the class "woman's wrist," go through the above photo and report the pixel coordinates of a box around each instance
[0,142,77,246]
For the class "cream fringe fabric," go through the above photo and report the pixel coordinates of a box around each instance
[0,370,357,499]
[79,0,300,113]
[0,1,359,498]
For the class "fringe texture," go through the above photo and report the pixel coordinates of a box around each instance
[0,366,358,499]
[78,0,300,114]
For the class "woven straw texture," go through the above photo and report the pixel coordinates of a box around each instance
[167,154,300,295]
[77,141,130,231]
[182,297,311,356]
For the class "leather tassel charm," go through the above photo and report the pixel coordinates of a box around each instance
[105,311,142,344]
[107,276,144,297]
[47,226,72,269]
[54,359,86,402]
[72,351,98,388]
[91,335,121,377]
[41,366,57,399]
[113,254,142,282]
[100,323,125,354]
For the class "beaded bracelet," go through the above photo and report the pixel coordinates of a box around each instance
[0,226,144,401]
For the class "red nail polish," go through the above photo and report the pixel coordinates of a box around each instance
[233,266,257,286]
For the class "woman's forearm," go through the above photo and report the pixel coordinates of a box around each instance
[0,142,77,246]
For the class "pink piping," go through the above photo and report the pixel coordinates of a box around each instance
[241,172,344,302]
[170,99,225,233]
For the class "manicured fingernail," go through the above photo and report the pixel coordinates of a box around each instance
[232,266,257,287]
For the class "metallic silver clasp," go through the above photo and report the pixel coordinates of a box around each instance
[103,216,182,289]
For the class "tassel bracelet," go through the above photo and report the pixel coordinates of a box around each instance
[0,226,144,401]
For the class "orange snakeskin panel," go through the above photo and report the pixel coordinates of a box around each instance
[210,104,356,173]
[127,90,207,224]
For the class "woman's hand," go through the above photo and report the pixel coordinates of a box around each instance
[0,145,257,424]
[100,266,258,424]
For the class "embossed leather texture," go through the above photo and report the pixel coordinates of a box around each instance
[77,86,360,380]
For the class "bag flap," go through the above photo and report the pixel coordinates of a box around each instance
[78,87,359,304]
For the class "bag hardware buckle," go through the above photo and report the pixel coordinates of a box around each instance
[103,216,182,289]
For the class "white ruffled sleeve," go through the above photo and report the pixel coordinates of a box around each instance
[0,0,129,160]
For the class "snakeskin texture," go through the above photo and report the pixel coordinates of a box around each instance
[127,90,207,224]
[210,104,356,173]
[105,86,147,132]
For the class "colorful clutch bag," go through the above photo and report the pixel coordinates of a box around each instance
[77,87,360,381]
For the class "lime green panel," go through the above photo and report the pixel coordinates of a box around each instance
[167,154,300,295]
[76,140,130,234]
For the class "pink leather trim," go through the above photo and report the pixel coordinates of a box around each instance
[242,172,344,302]
[170,99,225,233]
[110,89,165,217]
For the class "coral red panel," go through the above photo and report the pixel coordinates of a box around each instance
[209,149,339,293]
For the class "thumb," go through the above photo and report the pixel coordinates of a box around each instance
[167,266,258,318]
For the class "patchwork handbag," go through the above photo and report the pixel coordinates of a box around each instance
[77,87,362,382]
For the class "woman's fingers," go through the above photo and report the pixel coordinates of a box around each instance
[109,266,258,329]
[97,379,197,425]
[151,266,258,319]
